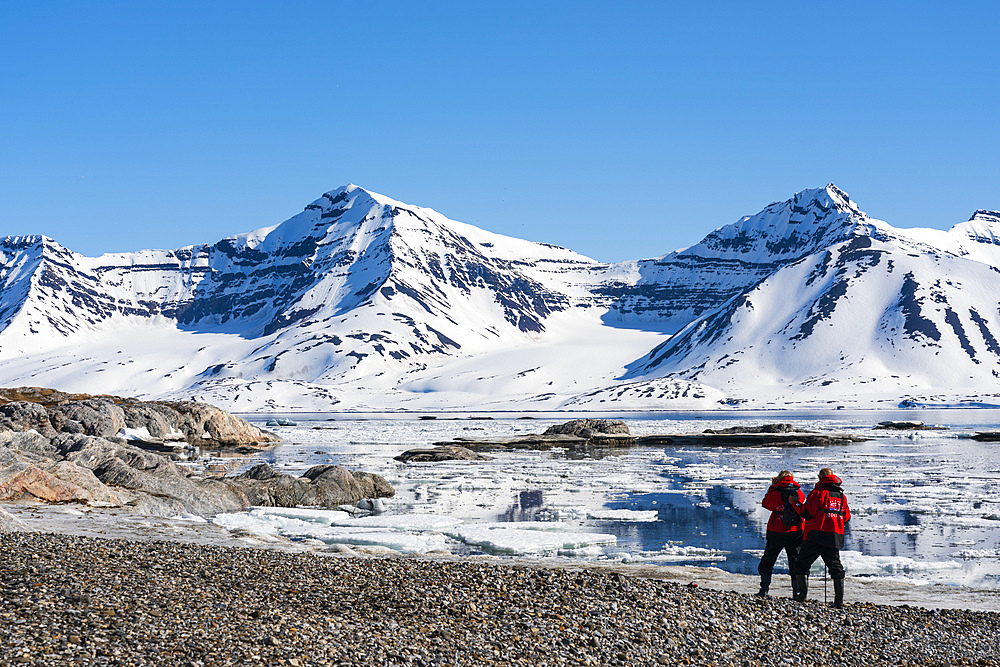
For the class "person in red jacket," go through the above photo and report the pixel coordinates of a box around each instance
[757,470,806,598]
[789,467,851,608]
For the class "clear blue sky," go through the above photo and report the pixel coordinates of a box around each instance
[2,1,998,262]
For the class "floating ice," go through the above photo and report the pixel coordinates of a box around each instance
[852,524,922,533]
[649,545,730,562]
[247,507,463,532]
[448,523,616,555]
[213,512,282,536]
[198,414,1000,589]
[587,509,659,522]
[953,549,1000,559]
[839,550,962,575]
[213,510,450,553]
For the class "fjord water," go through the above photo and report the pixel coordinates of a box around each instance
[228,410,1000,589]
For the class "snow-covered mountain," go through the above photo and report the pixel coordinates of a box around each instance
[2,184,998,410]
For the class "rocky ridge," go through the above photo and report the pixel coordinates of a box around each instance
[4,184,1000,410]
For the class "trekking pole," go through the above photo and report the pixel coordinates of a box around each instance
[824,563,828,604]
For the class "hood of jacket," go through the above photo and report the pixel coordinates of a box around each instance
[815,474,843,491]
[773,476,800,490]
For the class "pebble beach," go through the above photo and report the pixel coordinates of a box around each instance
[2,528,998,667]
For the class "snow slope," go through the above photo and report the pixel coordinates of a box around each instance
[2,184,998,410]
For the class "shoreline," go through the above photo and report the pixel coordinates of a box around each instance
[4,503,998,614]
[2,522,998,667]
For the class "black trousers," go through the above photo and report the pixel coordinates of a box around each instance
[758,531,802,577]
[791,539,845,579]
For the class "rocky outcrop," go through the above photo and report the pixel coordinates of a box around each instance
[435,433,589,451]
[543,419,631,437]
[0,387,392,516]
[0,430,248,515]
[542,419,636,447]
[0,387,280,448]
[636,425,869,448]
[0,401,57,438]
[874,421,947,431]
[702,423,794,435]
[227,464,394,507]
[432,419,638,451]
[395,445,492,463]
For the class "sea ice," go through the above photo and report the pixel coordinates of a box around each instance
[587,509,659,522]
[199,414,1000,590]
[448,524,617,555]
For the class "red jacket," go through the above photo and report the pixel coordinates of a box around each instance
[762,476,806,534]
[794,474,851,548]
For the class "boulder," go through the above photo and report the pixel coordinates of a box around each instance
[228,463,395,508]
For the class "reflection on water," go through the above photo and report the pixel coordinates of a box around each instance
[603,488,761,572]
[499,490,546,522]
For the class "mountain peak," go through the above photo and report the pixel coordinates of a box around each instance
[315,183,405,210]
[678,184,869,262]
[780,184,862,217]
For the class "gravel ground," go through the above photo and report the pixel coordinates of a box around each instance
[1,532,997,667]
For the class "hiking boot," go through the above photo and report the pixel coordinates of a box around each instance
[792,574,808,602]
[832,577,844,608]
[756,574,771,597]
